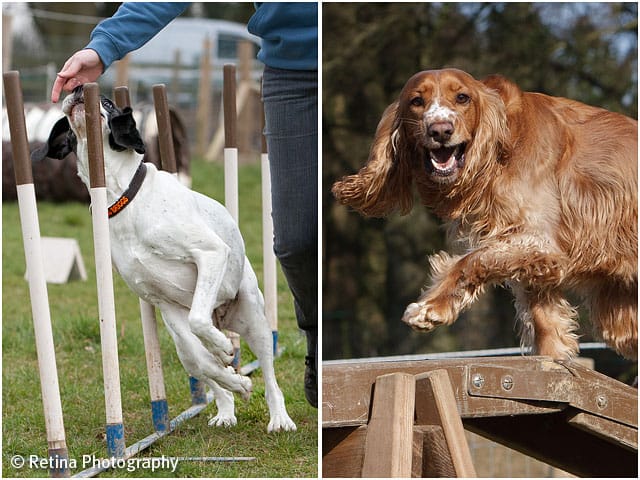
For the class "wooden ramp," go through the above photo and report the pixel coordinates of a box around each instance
[322,356,637,478]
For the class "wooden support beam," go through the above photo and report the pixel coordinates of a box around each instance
[323,356,637,478]
[362,373,415,478]
[413,426,457,477]
[415,370,477,477]
[323,426,367,478]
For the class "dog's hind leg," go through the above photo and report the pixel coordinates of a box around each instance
[226,264,296,432]
[158,302,252,402]
[587,281,638,360]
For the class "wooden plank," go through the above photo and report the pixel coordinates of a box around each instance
[323,426,367,478]
[566,411,637,451]
[467,362,637,427]
[362,373,415,478]
[464,411,637,477]
[323,357,563,426]
[415,370,477,477]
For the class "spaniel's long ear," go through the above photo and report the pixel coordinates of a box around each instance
[479,75,515,163]
[332,101,414,217]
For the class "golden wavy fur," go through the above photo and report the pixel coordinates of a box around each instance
[332,68,637,360]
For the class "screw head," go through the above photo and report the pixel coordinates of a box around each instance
[596,394,608,409]
[472,373,485,388]
[501,375,514,391]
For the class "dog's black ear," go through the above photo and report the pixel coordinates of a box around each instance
[108,106,145,154]
[30,116,77,162]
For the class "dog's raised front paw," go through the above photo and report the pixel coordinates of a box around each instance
[267,413,297,433]
[401,299,452,332]
[236,373,253,402]
[208,412,238,428]
[216,344,235,367]
[209,334,235,366]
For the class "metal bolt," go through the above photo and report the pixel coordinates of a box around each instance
[501,375,514,391]
[472,373,485,389]
[596,394,608,409]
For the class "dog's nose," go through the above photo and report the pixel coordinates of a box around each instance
[72,85,84,95]
[427,121,454,143]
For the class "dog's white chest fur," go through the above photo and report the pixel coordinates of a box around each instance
[107,164,245,311]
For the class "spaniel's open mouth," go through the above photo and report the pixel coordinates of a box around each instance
[426,143,466,178]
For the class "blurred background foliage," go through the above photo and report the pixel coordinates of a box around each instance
[323,2,637,361]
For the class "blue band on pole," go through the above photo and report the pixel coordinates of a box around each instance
[106,423,125,458]
[189,376,207,405]
[272,330,279,356]
[48,448,70,478]
[231,347,241,370]
[151,399,169,433]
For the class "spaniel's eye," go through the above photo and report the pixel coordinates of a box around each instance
[410,96,425,107]
[456,93,470,104]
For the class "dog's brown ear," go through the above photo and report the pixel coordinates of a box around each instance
[108,106,145,154]
[332,101,414,217]
[31,116,77,162]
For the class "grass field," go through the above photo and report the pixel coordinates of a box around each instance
[2,160,318,477]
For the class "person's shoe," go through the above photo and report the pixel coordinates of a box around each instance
[304,355,317,408]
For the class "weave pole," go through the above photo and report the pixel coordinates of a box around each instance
[113,86,170,432]
[260,88,279,354]
[3,70,70,478]
[152,83,209,405]
[223,64,242,369]
[240,88,279,376]
[84,83,126,458]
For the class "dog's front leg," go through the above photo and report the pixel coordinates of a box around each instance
[188,244,236,366]
[402,242,567,332]
[159,301,252,403]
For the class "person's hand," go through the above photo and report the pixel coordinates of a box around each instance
[51,49,104,103]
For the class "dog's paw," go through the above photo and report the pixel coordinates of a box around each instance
[236,373,253,402]
[267,413,297,433]
[208,413,238,428]
[216,345,235,367]
[211,335,235,366]
[401,299,452,332]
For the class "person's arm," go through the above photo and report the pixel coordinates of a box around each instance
[51,2,189,102]
[86,2,190,71]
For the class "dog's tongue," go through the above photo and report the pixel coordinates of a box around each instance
[430,146,456,164]
[70,103,85,123]
[430,146,458,171]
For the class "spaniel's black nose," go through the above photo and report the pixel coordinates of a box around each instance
[427,121,454,143]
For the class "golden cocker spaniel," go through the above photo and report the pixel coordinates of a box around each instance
[333,68,637,360]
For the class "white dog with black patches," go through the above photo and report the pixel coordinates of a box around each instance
[32,86,296,432]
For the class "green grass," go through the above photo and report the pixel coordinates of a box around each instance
[2,160,317,478]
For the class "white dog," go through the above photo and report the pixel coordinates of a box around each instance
[32,86,296,432]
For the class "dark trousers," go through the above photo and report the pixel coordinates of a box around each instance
[261,66,318,361]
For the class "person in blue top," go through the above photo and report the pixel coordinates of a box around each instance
[51,2,318,409]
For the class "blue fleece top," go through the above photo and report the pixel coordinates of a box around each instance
[85,2,317,72]
[248,2,317,70]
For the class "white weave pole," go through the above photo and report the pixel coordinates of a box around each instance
[114,85,170,431]
[84,83,125,458]
[261,95,278,352]
[223,64,241,368]
[223,64,240,223]
[4,70,70,478]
